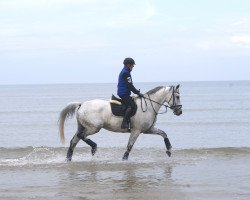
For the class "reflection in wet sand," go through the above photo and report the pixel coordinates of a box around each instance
[57,162,187,200]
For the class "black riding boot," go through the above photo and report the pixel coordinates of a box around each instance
[121,107,132,129]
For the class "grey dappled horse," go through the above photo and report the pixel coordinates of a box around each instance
[58,85,182,161]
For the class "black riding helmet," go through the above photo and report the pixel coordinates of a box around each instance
[123,57,136,65]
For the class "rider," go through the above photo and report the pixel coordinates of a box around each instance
[117,57,143,129]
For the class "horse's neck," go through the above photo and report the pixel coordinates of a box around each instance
[148,88,168,112]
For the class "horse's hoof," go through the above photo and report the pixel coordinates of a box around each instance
[91,147,97,156]
[122,156,128,161]
[122,152,129,161]
[66,157,72,162]
[166,150,171,157]
[66,149,73,161]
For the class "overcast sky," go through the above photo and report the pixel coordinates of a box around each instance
[0,0,250,84]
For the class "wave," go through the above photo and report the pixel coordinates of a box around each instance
[178,147,250,155]
[0,146,249,168]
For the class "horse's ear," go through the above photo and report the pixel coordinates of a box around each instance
[176,84,180,90]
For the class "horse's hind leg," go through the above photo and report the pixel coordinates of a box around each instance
[77,127,99,156]
[66,122,85,161]
[84,139,97,156]
[66,133,80,161]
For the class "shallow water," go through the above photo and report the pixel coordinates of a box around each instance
[0,81,250,199]
[1,147,250,200]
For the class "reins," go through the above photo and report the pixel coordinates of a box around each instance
[139,86,182,131]
[140,86,182,114]
[140,95,169,115]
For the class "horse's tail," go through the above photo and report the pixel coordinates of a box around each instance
[58,102,81,144]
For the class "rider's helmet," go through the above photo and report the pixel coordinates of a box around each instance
[123,57,136,65]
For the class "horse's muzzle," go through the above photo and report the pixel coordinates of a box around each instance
[177,110,182,116]
[174,109,182,116]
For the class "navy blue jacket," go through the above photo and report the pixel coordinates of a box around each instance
[117,66,140,97]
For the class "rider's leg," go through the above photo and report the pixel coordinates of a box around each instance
[120,95,134,129]
[121,106,132,129]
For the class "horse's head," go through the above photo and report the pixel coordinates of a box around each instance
[166,85,182,116]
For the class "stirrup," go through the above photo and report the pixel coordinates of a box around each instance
[121,121,132,132]
[121,120,129,129]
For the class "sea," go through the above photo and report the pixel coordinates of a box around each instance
[0,81,250,200]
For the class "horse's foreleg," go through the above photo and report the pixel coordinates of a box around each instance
[123,131,141,160]
[144,127,172,157]
[66,133,80,162]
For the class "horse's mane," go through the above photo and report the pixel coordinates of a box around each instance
[146,86,164,95]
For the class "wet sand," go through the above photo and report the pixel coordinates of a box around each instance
[1,147,250,200]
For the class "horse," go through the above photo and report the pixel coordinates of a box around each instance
[58,85,182,161]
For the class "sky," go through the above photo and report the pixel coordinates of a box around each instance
[0,0,250,84]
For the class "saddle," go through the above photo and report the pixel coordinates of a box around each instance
[110,95,137,117]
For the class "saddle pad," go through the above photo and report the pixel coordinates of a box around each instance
[109,100,122,105]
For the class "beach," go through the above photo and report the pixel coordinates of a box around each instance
[0,81,250,199]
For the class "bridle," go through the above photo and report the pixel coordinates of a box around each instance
[140,86,182,131]
[166,86,183,114]
[140,86,182,115]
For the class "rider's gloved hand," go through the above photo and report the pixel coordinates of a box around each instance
[137,90,144,97]
[138,93,144,97]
